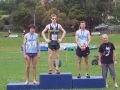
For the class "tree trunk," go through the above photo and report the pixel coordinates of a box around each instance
[19,23,25,31]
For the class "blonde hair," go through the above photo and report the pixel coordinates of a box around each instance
[51,14,57,18]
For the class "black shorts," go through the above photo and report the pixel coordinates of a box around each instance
[26,53,37,58]
[48,44,60,50]
[76,47,90,57]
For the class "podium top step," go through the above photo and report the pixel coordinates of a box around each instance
[40,72,72,75]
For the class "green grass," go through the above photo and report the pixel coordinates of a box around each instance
[0,32,120,90]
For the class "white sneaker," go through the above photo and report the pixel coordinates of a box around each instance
[114,83,118,87]
[106,84,108,88]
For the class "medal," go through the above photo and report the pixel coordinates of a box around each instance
[31,42,33,45]
[52,24,56,34]
[30,33,34,45]
[81,30,84,39]
[53,27,56,34]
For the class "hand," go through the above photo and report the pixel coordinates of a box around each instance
[58,38,62,43]
[99,62,102,68]
[37,53,40,58]
[24,53,27,60]
[114,61,117,66]
[81,47,86,51]
[46,39,51,43]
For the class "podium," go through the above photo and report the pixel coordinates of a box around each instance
[72,76,105,88]
[40,72,72,89]
[7,72,105,90]
[7,82,39,90]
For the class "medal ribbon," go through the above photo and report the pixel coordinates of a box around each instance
[81,30,84,39]
[52,24,56,33]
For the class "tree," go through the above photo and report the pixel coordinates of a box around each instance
[35,4,75,32]
[43,0,68,15]
[49,0,68,15]
[107,18,120,25]
[63,0,81,8]
[0,17,4,30]
[113,3,120,20]
[1,0,114,33]
[67,0,113,33]
[35,4,46,32]
[0,0,39,15]
[0,0,13,14]
[69,4,87,20]
[10,3,33,31]
[42,8,73,32]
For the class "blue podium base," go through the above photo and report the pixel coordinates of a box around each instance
[7,82,39,90]
[6,73,106,89]
[40,72,72,89]
[72,76,105,88]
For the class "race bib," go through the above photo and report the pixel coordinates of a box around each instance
[52,34,58,41]
[80,40,87,47]
[27,41,37,49]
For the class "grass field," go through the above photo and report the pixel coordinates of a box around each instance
[0,32,120,90]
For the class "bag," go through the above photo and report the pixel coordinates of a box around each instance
[53,60,62,67]
[91,59,98,65]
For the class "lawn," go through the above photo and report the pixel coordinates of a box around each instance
[0,33,120,90]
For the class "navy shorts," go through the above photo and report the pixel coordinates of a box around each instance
[26,53,37,57]
[76,47,90,57]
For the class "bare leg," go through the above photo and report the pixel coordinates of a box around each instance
[48,48,53,70]
[84,56,89,74]
[113,78,118,87]
[108,64,118,87]
[105,79,108,88]
[113,78,116,84]
[55,49,60,70]
[32,56,38,84]
[25,55,31,84]
[78,57,82,74]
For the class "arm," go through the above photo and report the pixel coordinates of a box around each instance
[75,31,81,49]
[58,24,66,43]
[41,25,51,43]
[23,34,27,60]
[75,31,86,51]
[113,50,117,65]
[86,31,91,47]
[98,52,102,67]
[36,34,40,58]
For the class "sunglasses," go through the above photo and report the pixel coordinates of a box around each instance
[103,38,108,39]
[52,18,56,20]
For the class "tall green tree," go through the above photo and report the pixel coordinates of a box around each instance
[0,0,39,14]
[35,4,46,32]
[43,0,68,15]
[10,3,32,31]
[0,0,13,14]
[67,0,113,32]
[63,0,81,8]
[113,3,120,20]
[69,4,87,20]
[35,5,75,32]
